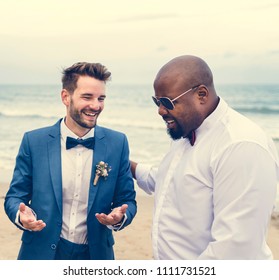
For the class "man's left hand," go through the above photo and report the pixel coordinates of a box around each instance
[95,204,128,226]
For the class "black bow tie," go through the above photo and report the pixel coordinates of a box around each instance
[66,137,95,150]
[186,131,196,146]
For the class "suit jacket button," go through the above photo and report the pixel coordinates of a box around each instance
[51,244,57,250]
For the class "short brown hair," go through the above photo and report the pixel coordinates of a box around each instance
[62,62,111,92]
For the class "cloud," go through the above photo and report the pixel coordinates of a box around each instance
[241,2,279,11]
[254,2,279,9]
[223,52,237,59]
[156,46,168,52]
[267,50,279,55]
[110,13,180,23]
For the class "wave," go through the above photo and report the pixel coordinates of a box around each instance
[100,118,165,131]
[0,111,166,131]
[2,108,278,119]
[0,111,58,120]
[233,106,279,115]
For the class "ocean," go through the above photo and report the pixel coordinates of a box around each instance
[0,83,279,206]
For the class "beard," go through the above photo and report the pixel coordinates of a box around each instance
[167,124,184,140]
[69,100,97,129]
[166,109,204,141]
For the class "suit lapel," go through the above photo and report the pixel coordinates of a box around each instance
[88,126,107,213]
[48,119,63,215]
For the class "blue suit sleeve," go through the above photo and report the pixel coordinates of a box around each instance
[4,133,33,225]
[112,135,137,229]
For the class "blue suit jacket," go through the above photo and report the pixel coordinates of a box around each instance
[4,119,137,260]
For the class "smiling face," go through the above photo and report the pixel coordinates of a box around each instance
[153,56,211,140]
[61,75,106,137]
[155,82,203,140]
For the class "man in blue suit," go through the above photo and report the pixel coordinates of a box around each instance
[4,62,137,260]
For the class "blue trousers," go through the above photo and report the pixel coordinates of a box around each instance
[55,238,90,260]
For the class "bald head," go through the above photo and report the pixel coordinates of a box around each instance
[153,55,219,134]
[154,55,214,91]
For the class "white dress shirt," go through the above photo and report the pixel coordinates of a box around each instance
[136,97,279,259]
[60,120,94,244]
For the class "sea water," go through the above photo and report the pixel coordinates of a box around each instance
[0,83,278,206]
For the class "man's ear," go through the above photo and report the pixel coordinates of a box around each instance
[61,89,70,106]
[197,86,208,103]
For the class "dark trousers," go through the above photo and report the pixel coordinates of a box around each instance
[54,237,90,260]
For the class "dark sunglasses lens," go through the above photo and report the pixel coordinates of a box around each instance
[152,96,160,107]
[152,96,174,110]
[160,98,174,110]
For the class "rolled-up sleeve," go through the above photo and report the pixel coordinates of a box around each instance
[135,164,158,195]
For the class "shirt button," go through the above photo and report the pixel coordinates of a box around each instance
[51,244,56,250]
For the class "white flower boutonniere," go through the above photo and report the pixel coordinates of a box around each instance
[93,161,111,186]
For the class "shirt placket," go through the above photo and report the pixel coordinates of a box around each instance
[68,147,83,241]
[153,141,188,259]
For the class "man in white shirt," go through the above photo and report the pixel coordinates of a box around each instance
[5,62,137,260]
[131,55,279,259]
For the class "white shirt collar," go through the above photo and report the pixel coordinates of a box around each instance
[60,118,95,141]
[196,97,228,137]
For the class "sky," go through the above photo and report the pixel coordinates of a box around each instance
[0,0,278,85]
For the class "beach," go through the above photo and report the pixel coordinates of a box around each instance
[1,182,279,260]
[1,84,279,234]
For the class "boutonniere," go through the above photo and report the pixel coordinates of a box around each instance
[93,161,111,186]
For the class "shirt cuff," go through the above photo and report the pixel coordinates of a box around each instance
[107,213,127,231]
[135,163,156,195]
[15,208,37,231]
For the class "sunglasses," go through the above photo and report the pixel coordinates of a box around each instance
[152,85,200,110]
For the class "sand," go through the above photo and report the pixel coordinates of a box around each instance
[1,183,278,260]
[0,184,153,260]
